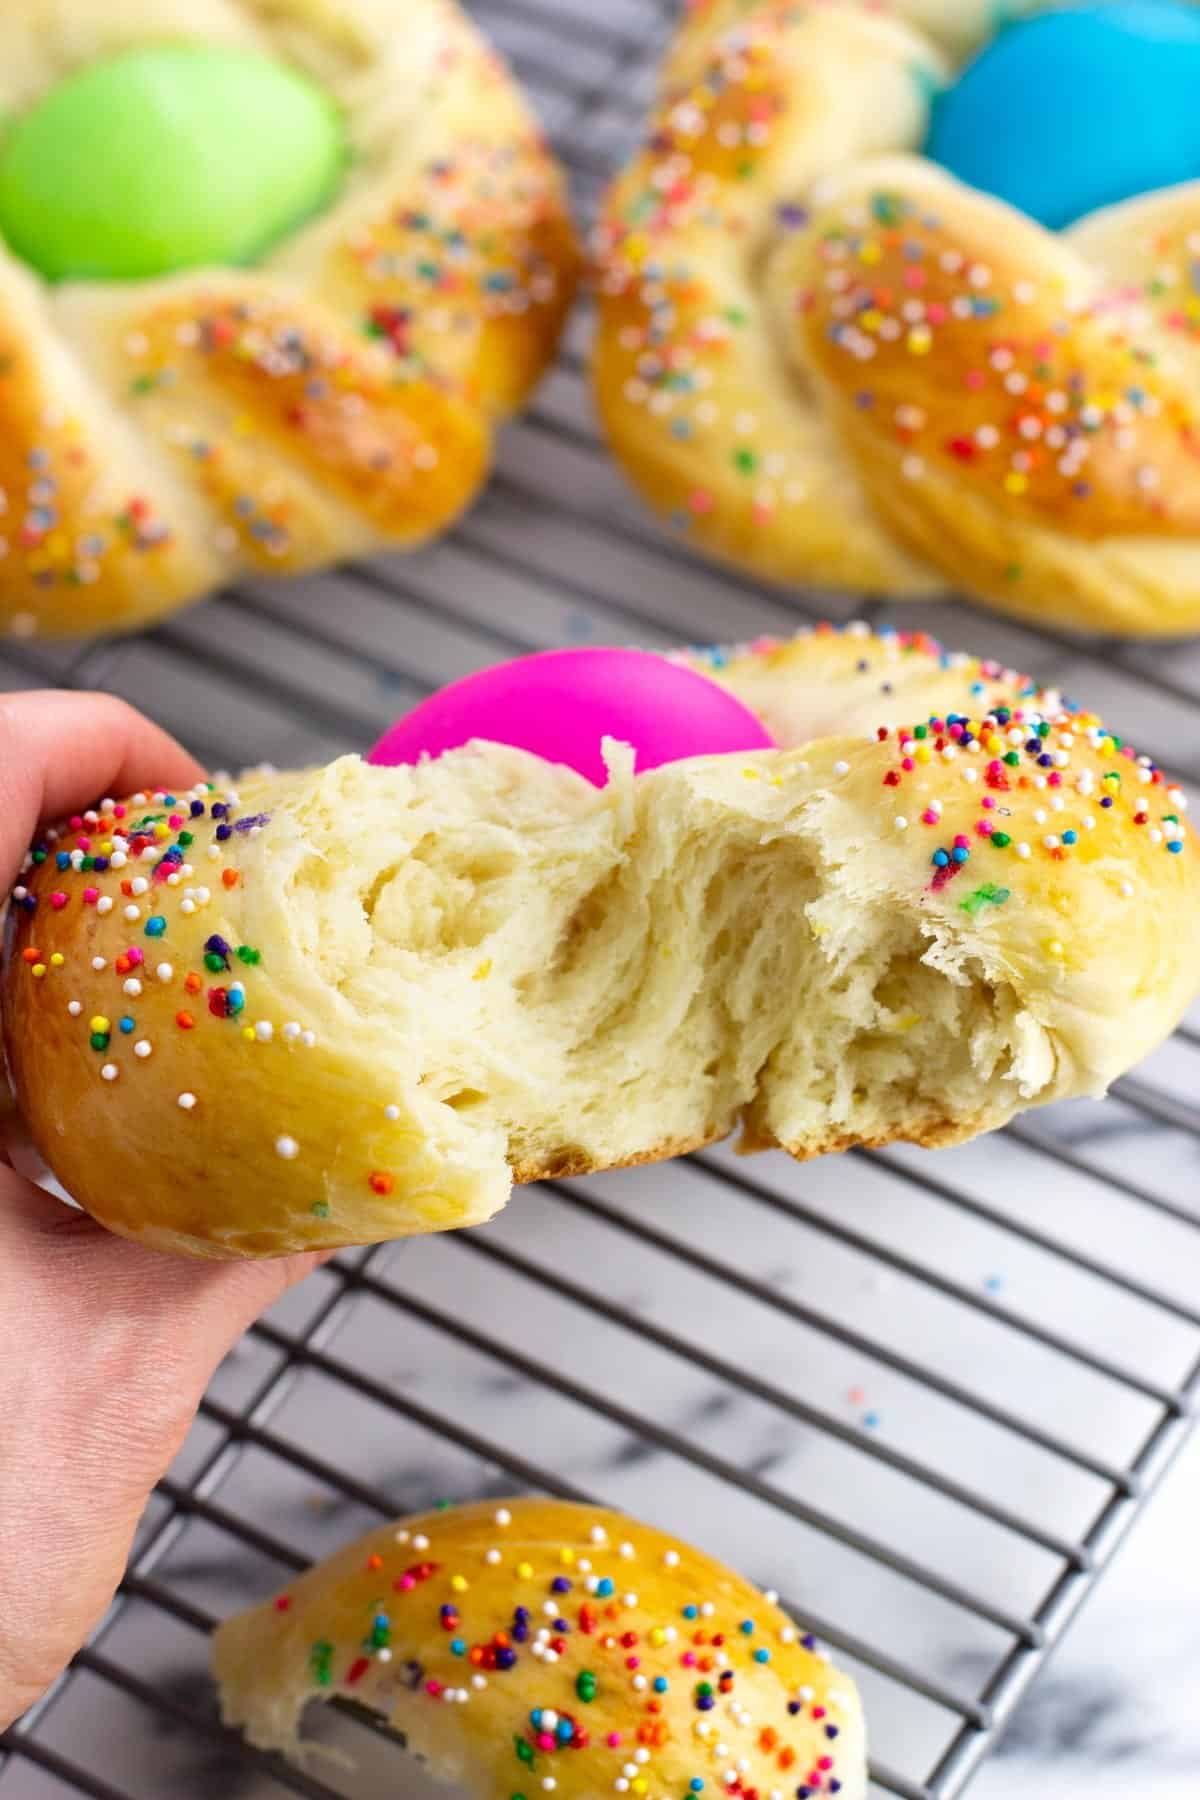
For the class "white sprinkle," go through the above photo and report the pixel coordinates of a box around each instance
[178,1092,197,1110]
[156,962,174,982]
[123,904,140,922]
[91,955,107,971]
[894,815,908,830]
[485,1548,502,1565]
[780,1625,796,1644]
[394,1529,410,1544]
[1121,880,1134,897]
[283,1021,301,1041]
[301,1030,316,1048]
[123,978,142,997]
[180,899,196,915]
[1043,835,1060,850]
[100,1063,119,1082]
[494,1507,512,1527]
[110,850,127,870]
[275,1135,299,1160]
[68,1000,82,1016]
[412,1534,430,1551]
[833,760,850,777]
[590,1525,608,1545]
[134,1040,153,1059]
[472,1673,488,1689]
[96,896,113,916]
[663,1549,679,1568]
[1015,843,1031,859]
[619,1541,635,1559]
[130,876,149,896]
[376,1647,392,1663]
[254,1020,274,1042]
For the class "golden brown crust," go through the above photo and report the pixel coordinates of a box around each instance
[794,191,1200,542]
[114,283,492,561]
[0,0,578,638]
[0,265,223,637]
[592,0,1200,633]
[213,1497,869,1799]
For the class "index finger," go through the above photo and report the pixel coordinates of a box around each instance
[0,691,205,886]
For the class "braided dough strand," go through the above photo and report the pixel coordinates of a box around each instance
[594,3,947,594]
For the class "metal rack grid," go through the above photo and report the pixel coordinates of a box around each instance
[2,2,1200,1796]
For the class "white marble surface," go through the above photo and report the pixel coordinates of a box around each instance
[972,1431,1200,1800]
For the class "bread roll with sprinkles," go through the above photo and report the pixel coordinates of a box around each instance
[213,1497,868,1800]
[4,622,1198,1258]
[0,0,577,638]
[591,0,1200,635]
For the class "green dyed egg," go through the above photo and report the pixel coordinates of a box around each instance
[0,44,346,282]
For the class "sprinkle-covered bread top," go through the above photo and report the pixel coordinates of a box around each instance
[213,1497,868,1800]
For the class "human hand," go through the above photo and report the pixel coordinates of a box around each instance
[0,692,328,1729]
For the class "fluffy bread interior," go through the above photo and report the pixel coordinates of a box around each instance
[256,743,1048,1183]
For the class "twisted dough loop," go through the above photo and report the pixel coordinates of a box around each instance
[593,0,1200,634]
[0,0,578,637]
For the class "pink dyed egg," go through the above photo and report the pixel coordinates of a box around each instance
[367,647,774,785]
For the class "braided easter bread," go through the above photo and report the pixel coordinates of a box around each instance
[592,0,1200,635]
[213,1496,867,1799]
[4,624,1198,1258]
[0,0,577,639]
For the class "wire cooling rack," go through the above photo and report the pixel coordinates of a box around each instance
[3,2,1200,1796]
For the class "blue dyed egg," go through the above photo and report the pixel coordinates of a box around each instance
[925,2,1200,229]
